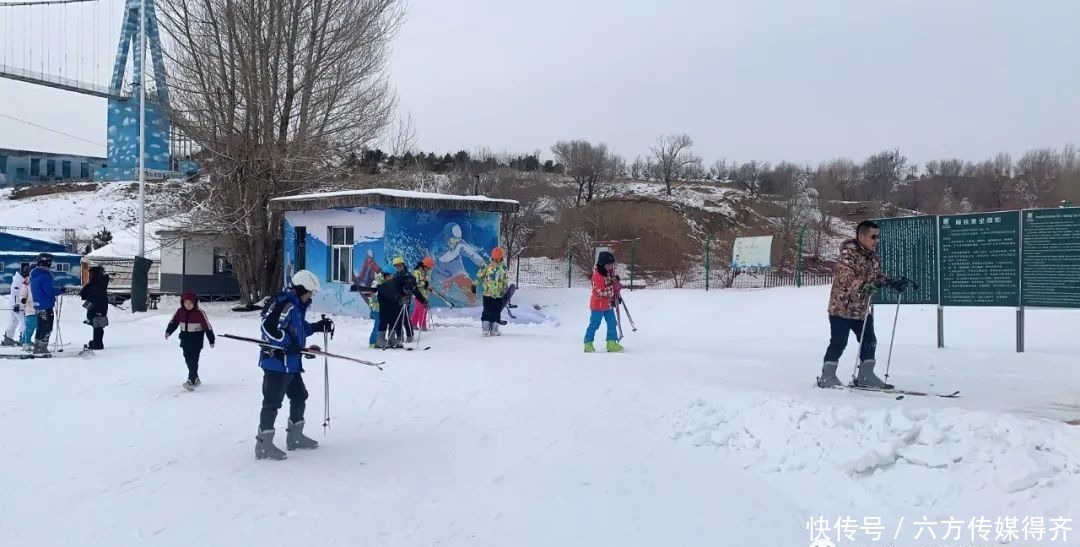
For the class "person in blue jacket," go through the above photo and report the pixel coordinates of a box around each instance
[255,269,334,460]
[29,253,64,354]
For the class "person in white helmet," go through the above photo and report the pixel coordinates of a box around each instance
[254,269,335,460]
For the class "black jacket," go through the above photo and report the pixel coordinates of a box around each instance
[79,266,110,318]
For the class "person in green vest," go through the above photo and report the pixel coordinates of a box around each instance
[471,247,509,337]
[411,256,435,331]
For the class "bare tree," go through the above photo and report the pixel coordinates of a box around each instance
[158,0,405,303]
[814,158,861,201]
[386,112,418,160]
[731,160,769,198]
[1015,148,1062,207]
[551,140,621,206]
[649,134,702,195]
[861,148,908,202]
[710,159,731,182]
[777,167,818,270]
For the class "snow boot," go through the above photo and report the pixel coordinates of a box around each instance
[482,321,491,336]
[388,333,404,348]
[183,379,195,391]
[606,340,624,353]
[375,331,388,349]
[492,323,501,336]
[406,334,414,343]
[255,429,287,460]
[854,359,892,389]
[286,420,319,450]
[817,361,842,388]
[584,342,595,353]
[2,335,17,347]
[32,340,49,355]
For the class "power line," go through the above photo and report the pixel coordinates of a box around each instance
[0,0,96,8]
[0,111,105,148]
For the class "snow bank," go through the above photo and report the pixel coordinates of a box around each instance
[671,392,1080,520]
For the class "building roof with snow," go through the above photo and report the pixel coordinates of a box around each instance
[268,188,520,214]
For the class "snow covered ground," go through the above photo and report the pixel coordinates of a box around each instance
[1,286,1078,547]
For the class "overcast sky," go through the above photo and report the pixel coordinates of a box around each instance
[1,0,1078,167]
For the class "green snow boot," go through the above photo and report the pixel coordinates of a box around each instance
[584,342,595,353]
[606,340,624,353]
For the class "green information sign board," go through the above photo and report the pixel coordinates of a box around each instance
[871,215,938,305]
[938,211,1020,306]
[1021,207,1080,308]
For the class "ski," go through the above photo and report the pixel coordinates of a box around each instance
[848,385,961,399]
[221,333,385,370]
[818,379,960,399]
[0,348,94,359]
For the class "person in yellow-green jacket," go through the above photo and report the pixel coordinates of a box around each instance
[471,246,509,336]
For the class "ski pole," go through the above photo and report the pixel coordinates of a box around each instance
[619,298,637,332]
[322,313,331,433]
[53,294,64,353]
[850,293,873,384]
[883,292,903,384]
[615,297,624,340]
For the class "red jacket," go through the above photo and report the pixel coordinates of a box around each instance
[165,293,216,349]
[589,269,621,311]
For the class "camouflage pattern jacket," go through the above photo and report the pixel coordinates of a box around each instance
[828,239,887,320]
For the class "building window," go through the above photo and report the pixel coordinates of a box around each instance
[213,248,233,274]
[328,226,353,283]
[80,162,89,179]
[30,158,40,177]
[62,161,72,179]
[54,263,71,273]
[0,155,7,174]
[46,159,56,178]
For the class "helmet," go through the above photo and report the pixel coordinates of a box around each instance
[36,252,53,267]
[491,247,505,261]
[597,251,615,266]
[366,249,374,258]
[422,256,434,268]
[392,256,406,266]
[290,269,321,294]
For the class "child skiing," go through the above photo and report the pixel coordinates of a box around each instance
[471,246,509,336]
[410,256,435,331]
[584,251,623,353]
[165,292,217,391]
[255,270,334,460]
[367,272,391,348]
[3,264,28,346]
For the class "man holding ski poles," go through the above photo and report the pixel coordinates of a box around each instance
[255,269,335,460]
[817,220,912,389]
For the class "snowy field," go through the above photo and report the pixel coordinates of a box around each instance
[1,285,1078,547]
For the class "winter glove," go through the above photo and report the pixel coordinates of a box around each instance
[860,282,878,297]
[887,276,918,293]
[471,284,477,294]
[313,318,335,333]
[12,304,19,313]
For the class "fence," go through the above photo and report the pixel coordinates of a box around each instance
[509,239,834,290]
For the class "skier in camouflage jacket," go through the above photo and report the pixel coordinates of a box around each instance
[818,220,912,390]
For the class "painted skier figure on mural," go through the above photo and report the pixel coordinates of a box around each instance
[355,248,380,289]
[431,222,486,305]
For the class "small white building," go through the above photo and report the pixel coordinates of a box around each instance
[156,229,240,299]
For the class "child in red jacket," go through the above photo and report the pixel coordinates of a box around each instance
[584,251,623,353]
[165,292,216,391]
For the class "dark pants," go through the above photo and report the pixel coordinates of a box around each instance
[259,370,308,431]
[183,346,202,382]
[824,314,876,363]
[481,296,503,323]
[91,327,104,349]
[35,309,54,346]
[378,298,402,334]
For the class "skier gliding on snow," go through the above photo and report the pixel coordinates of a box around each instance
[584,251,623,353]
[817,220,912,389]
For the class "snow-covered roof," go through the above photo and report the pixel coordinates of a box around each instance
[83,241,161,262]
[0,251,81,258]
[269,188,520,214]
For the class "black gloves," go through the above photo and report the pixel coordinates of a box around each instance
[886,276,918,293]
[471,284,477,294]
[313,317,335,334]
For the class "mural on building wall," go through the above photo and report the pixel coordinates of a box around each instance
[383,208,501,308]
[283,208,386,317]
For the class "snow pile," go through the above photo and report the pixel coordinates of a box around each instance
[671,392,1080,519]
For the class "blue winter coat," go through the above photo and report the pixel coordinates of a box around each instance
[29,267,62,311]
[258,289,316,373]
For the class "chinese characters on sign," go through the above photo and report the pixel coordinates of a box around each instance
[939,212,1020,307]
[1021,208,1080,308]
[806,515,1072,546]
[872,216,938,305]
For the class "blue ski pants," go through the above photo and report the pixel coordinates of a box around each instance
[584,309,618,343]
